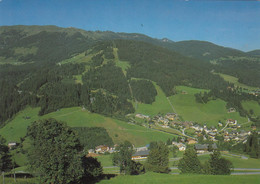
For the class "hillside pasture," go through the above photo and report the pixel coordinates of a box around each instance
[169,86,248,126]
[242,100,260,117]
[0,107,176,147]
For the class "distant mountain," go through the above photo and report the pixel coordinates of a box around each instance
[0,25,250,62]
[165,40,246,62]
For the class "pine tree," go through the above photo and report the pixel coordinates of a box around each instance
[112,141,134,175]
[178,148,202,174]
[0,136,12,172]
[146,141,170,173]
[206,150,233,175]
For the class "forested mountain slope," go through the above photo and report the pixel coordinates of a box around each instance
[0,25,259,126]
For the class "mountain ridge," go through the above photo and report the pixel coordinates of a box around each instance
[0,25,254,62]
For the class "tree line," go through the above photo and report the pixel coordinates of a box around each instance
[72,127,114,150]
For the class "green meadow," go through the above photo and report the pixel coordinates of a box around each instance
[59,52,93,65]
[113,47,130,76]
[0,107,175,147]
[198,153,260,169]
[99,172,260,184]
[168,86,248,126]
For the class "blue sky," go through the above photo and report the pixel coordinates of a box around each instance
[0,0,260,51]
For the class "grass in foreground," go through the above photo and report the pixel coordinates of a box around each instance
[99,172,260,184]
[0,177,36,184]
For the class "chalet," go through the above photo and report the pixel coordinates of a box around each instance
[88,149,95,153]
[194,143,217,153]
[132,150,150,160]
[191,125,203,132]
[165,113,178,121]
[172,142,186,151]
[179,145,186,151]
[187,138,197,145]
[227,119,237,126]
[95,145,109,153]
[224,136,230,142]
[135,146,148,152]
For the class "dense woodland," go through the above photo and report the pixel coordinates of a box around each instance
[73,127,114,149]
[130,79,157,104]
[214,58,260,87]
[115,40,230,96]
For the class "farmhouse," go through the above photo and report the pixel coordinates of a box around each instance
[228,108,236,113]
[194,143,217,153]
[165,113,178,121]
[187,138,197,144]
[227,119,237,126]
[95,145,109,153]
[132,150,150,160]
[172,142,186,151]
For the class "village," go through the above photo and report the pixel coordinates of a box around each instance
[80,109,258,160]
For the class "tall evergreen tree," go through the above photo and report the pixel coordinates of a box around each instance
[178,148,202,174]
[244,132,260,158]
[0,136,12,172]
[146,141,170,173]
[206,150,233,175]
[112,141,134,175]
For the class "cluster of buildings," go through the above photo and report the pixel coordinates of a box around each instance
[135,113,179,128]
[223,130,251,143]
[88,145,116,155]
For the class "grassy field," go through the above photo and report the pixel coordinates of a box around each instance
[0,107,175,147]
[99,172,260,184]
[2,173,259,184]
[198,153,260,169]
[134,82,174,116]
[113,48,130,76]
[216,73,259,91]
[0,177,37,184]
[59,52,93,65]
[242,100,260,117]
[168,86,248,126]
